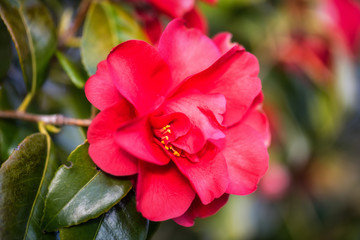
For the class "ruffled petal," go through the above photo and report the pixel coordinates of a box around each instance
[115,117,171,165]
[147,0,194,18]
[135,8,163,44]
[242,108,271,147]
[107,40,172,115]
[88,139,138,176]
[239,92,270,146]
[163,91,226,153]
[150,112,191,140]
[179,46,261,126]
[173,194,229,227]
[172,143,229,205]
[171,127,206,155]
[158,19,220,92]
[84,60,123,111]
[183,7,208,34]
[87,100,138,175]
[223,123,269,195]
[212,32,242,54]
[136,161,196,221]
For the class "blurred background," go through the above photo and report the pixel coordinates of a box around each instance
[1,0,359,239]
[153,0,360,239]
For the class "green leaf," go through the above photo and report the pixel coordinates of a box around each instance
[42,141,132,232]
[0,120,37,164]
[55,51,88,89]
[0,19,11,80]
[0,0,56,91]
[59,191,149,240]
[60,191,149,240]
[0,133,59,240]
[81,0,148,75]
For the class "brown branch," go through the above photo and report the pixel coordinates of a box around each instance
[0,110,92,127]
[59,0,92,47]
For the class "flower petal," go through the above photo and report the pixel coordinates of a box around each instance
[84,60,123,111]
[136,8,163,44]
[136,161,196,221]
[163,91,226,153]
[88,139,138,176]
[107,40,172,115]
[179,46,262,126]
[158,19,220,91]
[171,127,206,155]
[239,92,270,146]
[212,32,242,54]
[147,0,194,18]
[183,7,208,34]
[242,108,271,147]
[173,143,229,205]
[223,123,269,195]
[150,112,191,140]
[87,100,138,175]
[173,194,229,227]
[115,117,171,165]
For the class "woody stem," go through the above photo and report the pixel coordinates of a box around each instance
[0,110,92,127]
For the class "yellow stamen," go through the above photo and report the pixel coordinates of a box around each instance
[162,125,170,130]
[159,124,180,157]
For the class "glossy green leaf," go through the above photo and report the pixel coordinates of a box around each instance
[55,51,88,89]
[0,119,37,164]
[0,0,56,91]
[0,133,59,240]
[42,141,132,232]
[59,191,149,240]
[81,0,148,75]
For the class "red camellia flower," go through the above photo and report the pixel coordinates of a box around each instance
[85,18,269,226]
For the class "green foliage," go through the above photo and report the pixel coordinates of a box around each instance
[41,141,132,232]
[0,1,153,236]
[59,191,149,240]
[81,0,148,75]
[0,133,59,240]
[56,51,88,89]
[0,0,56,92]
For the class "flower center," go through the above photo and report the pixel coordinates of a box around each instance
[158,124,181,157]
